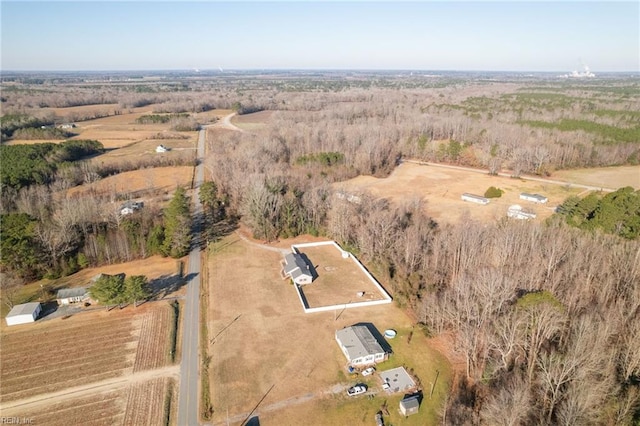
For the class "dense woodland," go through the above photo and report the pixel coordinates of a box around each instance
[1,73,639,424]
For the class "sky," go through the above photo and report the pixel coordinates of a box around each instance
[1,1,638,72]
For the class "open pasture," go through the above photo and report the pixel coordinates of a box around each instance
[230,110,274,131]
[552,165,640,189]
[336,162,583,225]
[206,234,447,425]
[65,165,193,199]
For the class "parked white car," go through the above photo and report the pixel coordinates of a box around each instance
[362,367,376,376]
[347,384,367,396]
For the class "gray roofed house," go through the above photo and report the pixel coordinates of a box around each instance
[335,325,388,366]
[57,287,89,305]
[283,252,313,285]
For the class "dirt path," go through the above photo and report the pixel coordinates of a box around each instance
[235,231,290,254]
[219,113,246,133]
[209,384,350,426]
[0,365,179,415]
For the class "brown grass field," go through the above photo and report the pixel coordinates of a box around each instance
[296,244,388,308]
[206,234,452,425]
[0,302,175,425]
[65,166,193,199]
[552,165,640,189]
[336,162,583,225]
[230,110,274,131]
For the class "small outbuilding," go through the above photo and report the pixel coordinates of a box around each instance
[461,193,490,205]
[283,252,313,285]
[336,325,389,366]
[5,302,41,326]
[57,287,89,305]
[119,201,144,216]
[520,193,548,204]
[507,204,537,220]
[399,395,420,416]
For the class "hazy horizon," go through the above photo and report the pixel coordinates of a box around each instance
[2,1,638,73]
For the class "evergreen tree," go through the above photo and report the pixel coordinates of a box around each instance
[124,275,151,307]
[0,213,43,279]
[162,187,191,258]
[89,274,125,309]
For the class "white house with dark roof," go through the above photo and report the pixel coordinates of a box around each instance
[335,325,388,365]
[5,302,41,326]
[57,287,89,305]
[283,252,313,285]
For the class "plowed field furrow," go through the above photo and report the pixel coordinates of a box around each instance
[123,378,168,426]
[42,411,124,426]
[0,319,136,342]
[133,307,171,372]
[0,366,131,402]
[1,358,130,390]
[0,337,137,372]
[1,349,135,381]
[0,326,138,355]
[24,394,122,419]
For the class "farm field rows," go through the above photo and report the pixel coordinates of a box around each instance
[123,378,172,426]
[133,304,173,371]
[0,313,139,403]
[17,390,127,426]
[0,303,175,425]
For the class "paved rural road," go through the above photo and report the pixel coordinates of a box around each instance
[177,125,207,426]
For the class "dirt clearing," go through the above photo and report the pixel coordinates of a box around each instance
[552,165,640,189]
[296,244,389,308]
[336,162,582,225]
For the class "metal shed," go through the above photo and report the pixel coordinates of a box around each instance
[399,395,420,416]
[5,302,41,326]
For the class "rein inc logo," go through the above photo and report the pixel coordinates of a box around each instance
[0,418,35,425]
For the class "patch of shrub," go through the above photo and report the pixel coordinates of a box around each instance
[484,186,504,198]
